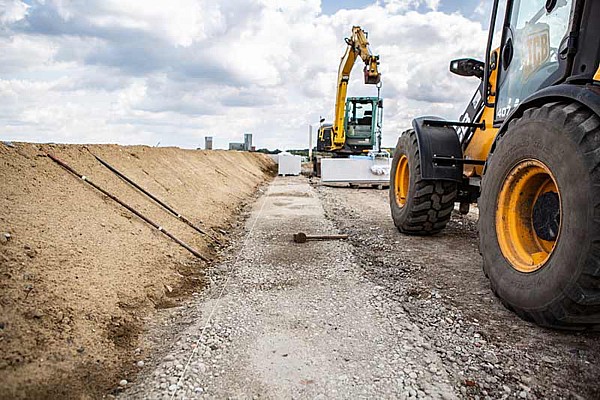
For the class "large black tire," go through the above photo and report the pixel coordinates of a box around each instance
[479,101,600,329]
[389,129,457,235]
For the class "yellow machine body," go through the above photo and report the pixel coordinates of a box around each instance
[463,53,499,177]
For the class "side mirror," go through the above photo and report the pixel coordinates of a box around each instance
[449,58,485,79]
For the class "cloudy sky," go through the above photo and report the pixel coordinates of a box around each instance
[0,0,492,150]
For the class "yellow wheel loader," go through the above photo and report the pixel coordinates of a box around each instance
[390,0,600,329]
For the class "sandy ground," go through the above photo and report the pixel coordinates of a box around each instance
[122,175,599,400]
[0,143,274,399]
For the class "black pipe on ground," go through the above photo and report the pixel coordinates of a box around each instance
[47,153,210,262]
[90,153,223,246]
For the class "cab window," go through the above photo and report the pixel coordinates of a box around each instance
[346,101,374,138]
[495,0,573,120]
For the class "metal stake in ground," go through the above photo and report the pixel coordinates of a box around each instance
[90,153,222,246]
[293,232,349,243]
[46,153,210,262]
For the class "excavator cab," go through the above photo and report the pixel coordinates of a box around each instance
[344,97,379,152]
[317,96,382,154]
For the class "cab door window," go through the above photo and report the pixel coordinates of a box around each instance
[346,101,373,138]
[495,0,573,120]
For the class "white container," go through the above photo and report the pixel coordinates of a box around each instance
[278,152,302,175]
[321,153,391,184]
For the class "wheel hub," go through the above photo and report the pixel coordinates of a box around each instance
[495,159,561,273]
[394,155,410,207]
[533,191,560,241]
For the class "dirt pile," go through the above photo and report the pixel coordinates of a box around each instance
[0,142,274,399]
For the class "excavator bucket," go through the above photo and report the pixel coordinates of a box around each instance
[363,56,381,85]
[364,68,381,85]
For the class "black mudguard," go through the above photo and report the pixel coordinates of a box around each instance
[412,116,463,182]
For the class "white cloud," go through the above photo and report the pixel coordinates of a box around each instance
[0,0,487,150]
[0,35,57,73]
[382,0,440,13]
[0,0,29,25]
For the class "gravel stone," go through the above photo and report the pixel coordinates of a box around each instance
[116,177,600,400]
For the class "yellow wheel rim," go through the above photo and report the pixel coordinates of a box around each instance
[395,155,410,207]
[496,159,561,273]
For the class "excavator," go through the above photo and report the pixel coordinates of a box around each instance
[317,26,383,155]
[389,0,600,329]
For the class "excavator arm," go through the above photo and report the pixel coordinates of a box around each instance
[330,26,381,150]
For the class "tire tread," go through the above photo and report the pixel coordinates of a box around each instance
[390,130,457,235]
[481,101,600,330]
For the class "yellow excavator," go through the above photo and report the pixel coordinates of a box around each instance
[390,0,600,329]
[317,26,382,155]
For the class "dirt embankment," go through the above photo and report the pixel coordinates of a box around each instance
[0,143,275,399]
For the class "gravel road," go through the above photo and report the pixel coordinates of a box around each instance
[316,181,600,399]
[121,176,599,399]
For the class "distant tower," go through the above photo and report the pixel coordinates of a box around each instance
[204,136,213,150]
[244,133,253,151]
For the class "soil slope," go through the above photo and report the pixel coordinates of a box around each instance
[0,142,274,399]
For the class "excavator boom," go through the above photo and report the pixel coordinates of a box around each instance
[328,26,381,151]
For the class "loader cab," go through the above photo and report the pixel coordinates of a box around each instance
[484,0,600,123]
[344,96,379,152]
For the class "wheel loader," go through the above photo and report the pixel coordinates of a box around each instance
[389,0,600,329]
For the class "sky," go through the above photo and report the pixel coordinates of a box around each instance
[0,0,492,150]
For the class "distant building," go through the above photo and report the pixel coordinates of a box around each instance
[204,136,213,150]
[244,133,253,151]
[229,142,244,151]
